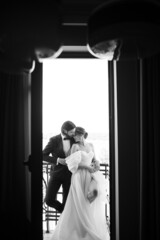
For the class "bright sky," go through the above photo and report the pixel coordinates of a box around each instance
[42,58,109,136]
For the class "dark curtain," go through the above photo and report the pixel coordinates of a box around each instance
[140,54,160,240]
[0,71,31,239]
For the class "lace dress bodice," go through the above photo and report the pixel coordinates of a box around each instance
[80,150,94,165]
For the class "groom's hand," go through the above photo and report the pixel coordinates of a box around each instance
[57,158,66,165]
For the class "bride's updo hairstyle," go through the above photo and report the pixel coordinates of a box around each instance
[75,127,88,139]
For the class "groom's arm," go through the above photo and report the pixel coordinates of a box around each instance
[57,143,79,165]
[43,137,58,164]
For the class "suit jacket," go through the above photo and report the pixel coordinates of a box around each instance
[43,134,75,175]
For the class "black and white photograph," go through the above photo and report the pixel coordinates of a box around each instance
[0,1,160,240]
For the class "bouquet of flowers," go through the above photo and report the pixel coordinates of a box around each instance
[91,159,100,172]
[87,160,100,203]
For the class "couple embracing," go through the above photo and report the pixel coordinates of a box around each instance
[43,121,109,240]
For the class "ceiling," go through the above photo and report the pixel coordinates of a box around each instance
[0,0,109,71]
[60,0,160,58]
[1,0,160,72]
[60,0,109,56]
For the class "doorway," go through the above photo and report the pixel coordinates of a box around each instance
[42,58,110,239]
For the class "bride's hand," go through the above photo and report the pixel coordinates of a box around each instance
[87,166,96,173]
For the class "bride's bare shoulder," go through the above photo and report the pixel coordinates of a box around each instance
[71,143,80,153]
[88,142,94,149]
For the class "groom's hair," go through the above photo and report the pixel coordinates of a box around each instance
[61,121,76,135]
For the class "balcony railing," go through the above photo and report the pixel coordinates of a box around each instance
[43,162,110,234]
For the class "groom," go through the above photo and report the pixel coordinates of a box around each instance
[43,120,76,213]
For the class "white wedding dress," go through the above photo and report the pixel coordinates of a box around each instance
[49,150,109,240]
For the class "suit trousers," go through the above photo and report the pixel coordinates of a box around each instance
[45,164,72,213]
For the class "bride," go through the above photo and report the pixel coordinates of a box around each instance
[50,127,109,240]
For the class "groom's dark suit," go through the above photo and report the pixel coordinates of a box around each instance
[43,134,75,213]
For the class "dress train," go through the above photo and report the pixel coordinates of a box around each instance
[50,150,109,240]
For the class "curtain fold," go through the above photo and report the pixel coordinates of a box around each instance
[140,54,160,240]
[0,71,31,239]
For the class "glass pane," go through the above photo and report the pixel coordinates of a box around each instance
[42,59,110,239]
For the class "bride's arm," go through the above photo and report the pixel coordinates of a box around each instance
[70,144,95,172]
[68,144,96,173]
[78,164,95,173]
